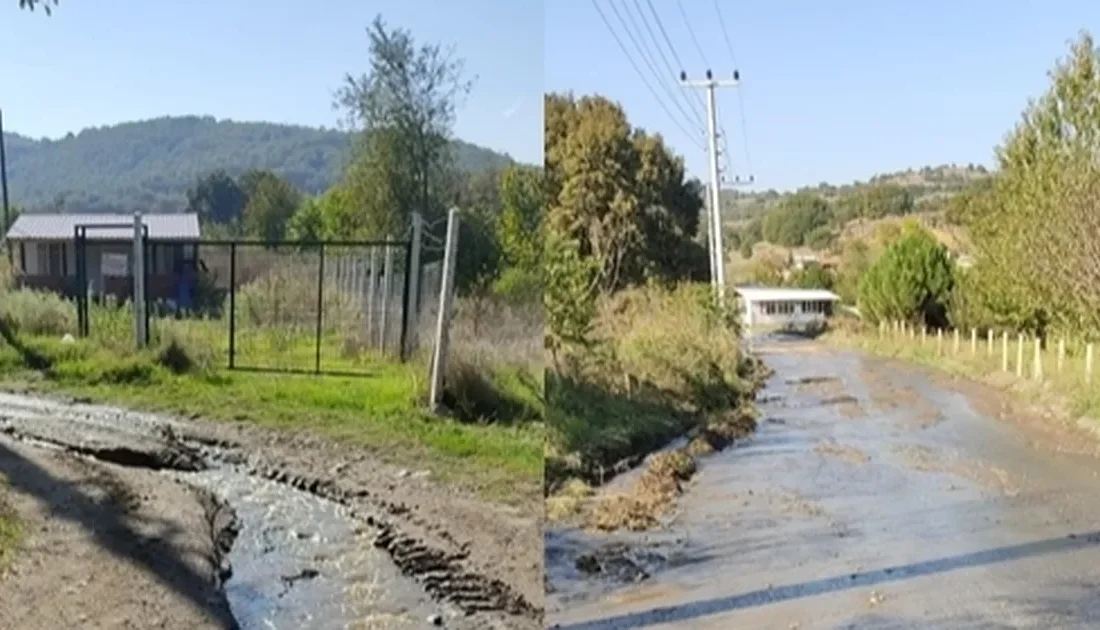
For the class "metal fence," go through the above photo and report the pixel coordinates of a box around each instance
[187,239,421,375]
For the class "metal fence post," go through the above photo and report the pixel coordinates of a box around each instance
[402,212,423,360]
[132,213,147,349]
[429,208,460,413]
[380,245,394,353]
[228,243,237,370]
[367,248,378,349]
[315,243,326,374]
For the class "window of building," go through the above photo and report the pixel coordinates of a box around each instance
[37,242,65,276]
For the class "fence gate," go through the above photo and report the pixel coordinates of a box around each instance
[196,238,419,376]
[74,222,150,344]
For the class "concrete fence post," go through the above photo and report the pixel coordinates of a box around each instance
[1016,333,1025,377]
[987,329,994,356]
[428,208,461,413]
[971,328,977,355]
[1057,338,1066,374]
[921,326,927,345]
[953,328,960,354]
[937,328,943,355]
[1002,331,1009,372]
[1033,337,1043,381]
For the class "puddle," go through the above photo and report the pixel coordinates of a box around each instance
[177,468,441,629]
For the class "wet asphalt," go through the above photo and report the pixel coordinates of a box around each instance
[546,339,1100,629]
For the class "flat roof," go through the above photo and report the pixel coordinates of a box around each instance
[6,213,201,242]
[735,287,841,302]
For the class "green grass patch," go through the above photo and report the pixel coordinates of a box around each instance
[0,302,542,506]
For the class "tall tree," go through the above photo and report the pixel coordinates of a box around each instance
[962,31,1100,335]
[496,165,543,271]
[335,15,474,239]
[544,92,707,292]
[186,170,246,227]
[240,171,302,243]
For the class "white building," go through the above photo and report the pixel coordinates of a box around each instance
[735,287,841,331]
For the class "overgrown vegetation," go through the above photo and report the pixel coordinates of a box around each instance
[543,92,765,529]
[0,285,541,503]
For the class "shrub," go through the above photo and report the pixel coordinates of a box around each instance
[858,225,955,327]
[0,288,77,337]
[596,283,747,411]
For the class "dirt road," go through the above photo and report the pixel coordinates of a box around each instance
[0,391,541,629]
[546,338,1100,629]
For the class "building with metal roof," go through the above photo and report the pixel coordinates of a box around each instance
[5,212,202,301]
[5,213,200,242]
[734,286,841,331]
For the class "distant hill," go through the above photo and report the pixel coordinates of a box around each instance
[722,163,993,226]
[3,116,517,213]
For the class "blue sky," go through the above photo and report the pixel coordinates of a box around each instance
[546,0,1100,191]
[2,0,543,164]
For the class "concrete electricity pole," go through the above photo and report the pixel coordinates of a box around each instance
[681,70,738,306]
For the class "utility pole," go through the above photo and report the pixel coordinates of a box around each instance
[681,70,738,306]
[0,108,10,240]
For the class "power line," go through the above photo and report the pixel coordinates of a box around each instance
[712,0,740,69]
[712,0,755,182]
[628,0,706,128]
[675,0,710,68]
[608,0,704,135]
[591,0,704,147]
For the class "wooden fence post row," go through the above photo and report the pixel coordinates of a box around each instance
[875,320,1100,389]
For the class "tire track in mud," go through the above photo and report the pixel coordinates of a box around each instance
[0,395,538,625]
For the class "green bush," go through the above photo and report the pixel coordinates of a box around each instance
[491,266,542,304]
[858,225,955,327]
[0,288,77,337]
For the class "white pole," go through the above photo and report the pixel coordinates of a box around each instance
[683,71,737,306]
[429,208,460,413]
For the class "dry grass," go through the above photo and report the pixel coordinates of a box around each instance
[826,321,1100,437]
[546,283,766,530]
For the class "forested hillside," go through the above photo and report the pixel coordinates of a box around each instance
[726,163,992,256]
[723,163,992,225]
[3,116,515,213]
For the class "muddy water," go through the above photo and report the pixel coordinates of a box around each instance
[0,393,450,629]
[546,338,1100,629]
[179,468,441,629]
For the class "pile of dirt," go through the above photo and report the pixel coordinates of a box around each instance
[686,406,758,456]
[587,449,697,531]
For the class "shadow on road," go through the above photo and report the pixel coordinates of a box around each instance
[552,530,1100,630]
[0,440,237,628]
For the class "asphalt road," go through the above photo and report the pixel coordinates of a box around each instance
[547,339,1100,629]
